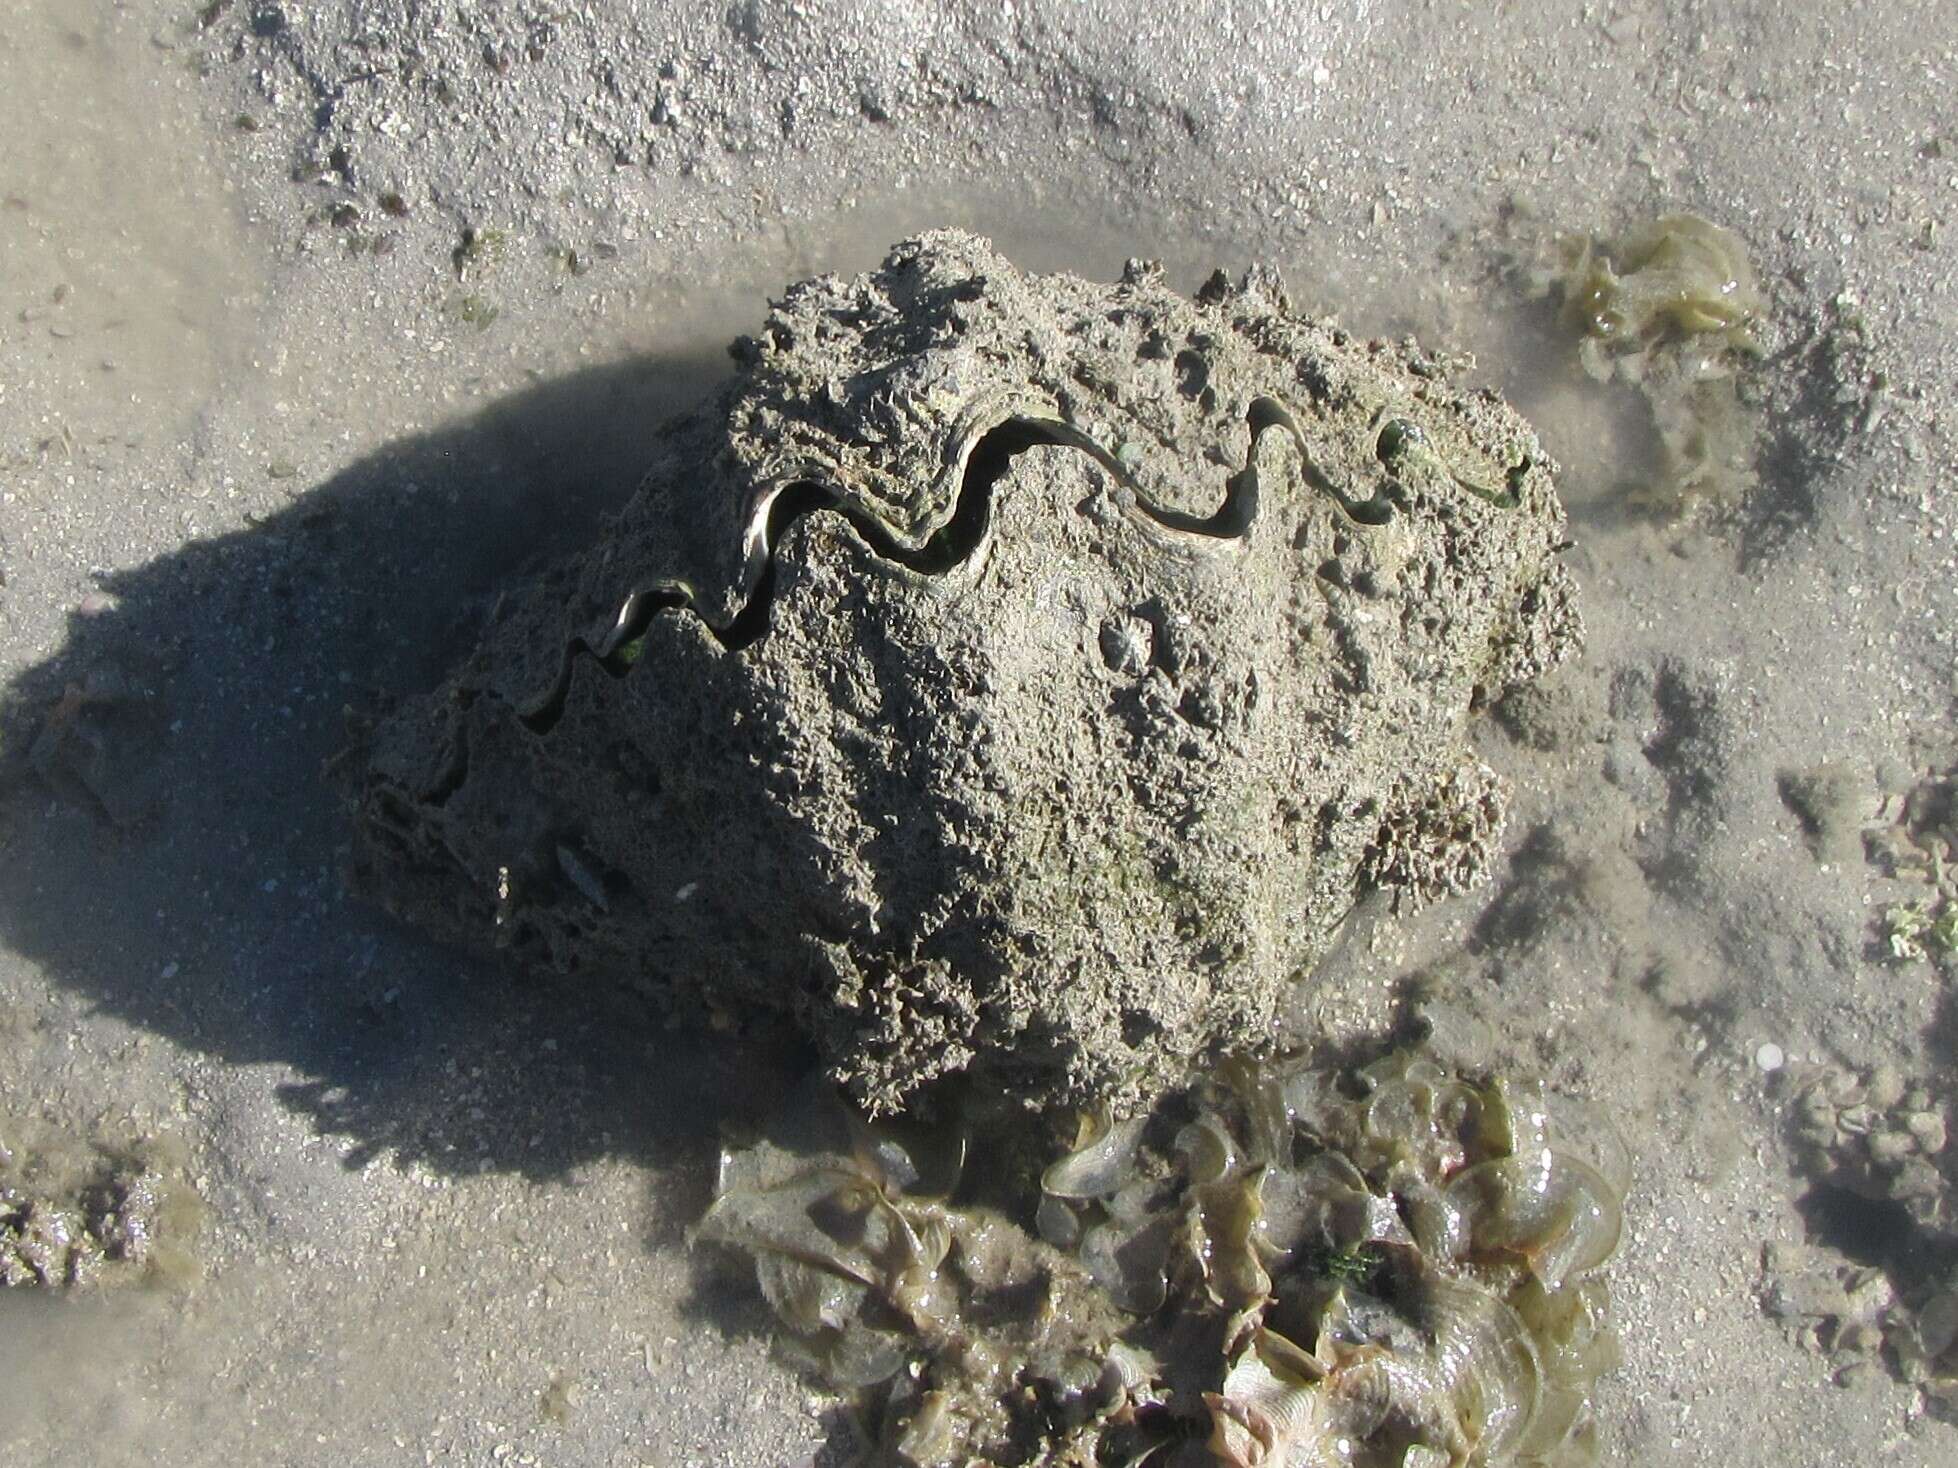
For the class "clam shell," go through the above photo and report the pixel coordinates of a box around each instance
[1079,1212,1174,1315]
[849,1108,968,1201]
[1175,1116,1240,1187]
[1043,1112,1148,1200]
[1206,1328,1337,1468]
[698,1041,1627,1465]
[1508,1275,1616,1460]
[694,1167,883,1287]
[820,1323,914,1389]
[351,232,1581,1119]
[1422,1273,1545,1461]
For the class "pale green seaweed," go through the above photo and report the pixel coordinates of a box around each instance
[1555,214,1762,361]
[1869,762,1958,964]
[1536,212,1765,516]
[696,1046,1626,1466]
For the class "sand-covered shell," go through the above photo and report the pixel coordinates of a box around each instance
[349,231,1580,1115]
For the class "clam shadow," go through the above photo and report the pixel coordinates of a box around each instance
[0,343,809,1186]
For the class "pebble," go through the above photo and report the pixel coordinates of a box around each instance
[1837,1319,1884,1353]
[1869,1130,1914,1165]
[1868,1064,1906,1107]
[1905,1110,1947,1152]
[1838,1104,1878,1135]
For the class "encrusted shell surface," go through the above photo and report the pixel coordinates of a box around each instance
[352,231,1580,1114]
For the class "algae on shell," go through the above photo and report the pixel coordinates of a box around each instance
[349,231,1580,1115]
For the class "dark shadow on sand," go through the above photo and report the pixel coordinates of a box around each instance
[0,344,808,1198]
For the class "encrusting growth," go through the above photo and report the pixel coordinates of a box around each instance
[348,232,1580,1116]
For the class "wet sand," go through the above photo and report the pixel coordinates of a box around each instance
[3,2,1956,1464]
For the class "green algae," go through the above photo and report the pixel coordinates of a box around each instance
[1534,212,1765,517]
[696,1046,1624,1466]
[1868,761,1958,966]
[1555,214,1762,361]
[1884,897,1958,962]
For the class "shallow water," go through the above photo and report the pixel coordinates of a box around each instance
[2,3,1953,1466]
[0,5,253,462]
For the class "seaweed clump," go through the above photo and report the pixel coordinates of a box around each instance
[0,1119,198,1289]
[695,1048,1625,1465]
[1533,213,1764,515]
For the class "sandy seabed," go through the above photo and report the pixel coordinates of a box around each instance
[2,3,1956,1464]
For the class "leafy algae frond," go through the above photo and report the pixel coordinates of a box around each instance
[695,1048,1625,1466]
[1535,212,1765,516]
[1556,213,1763,365]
